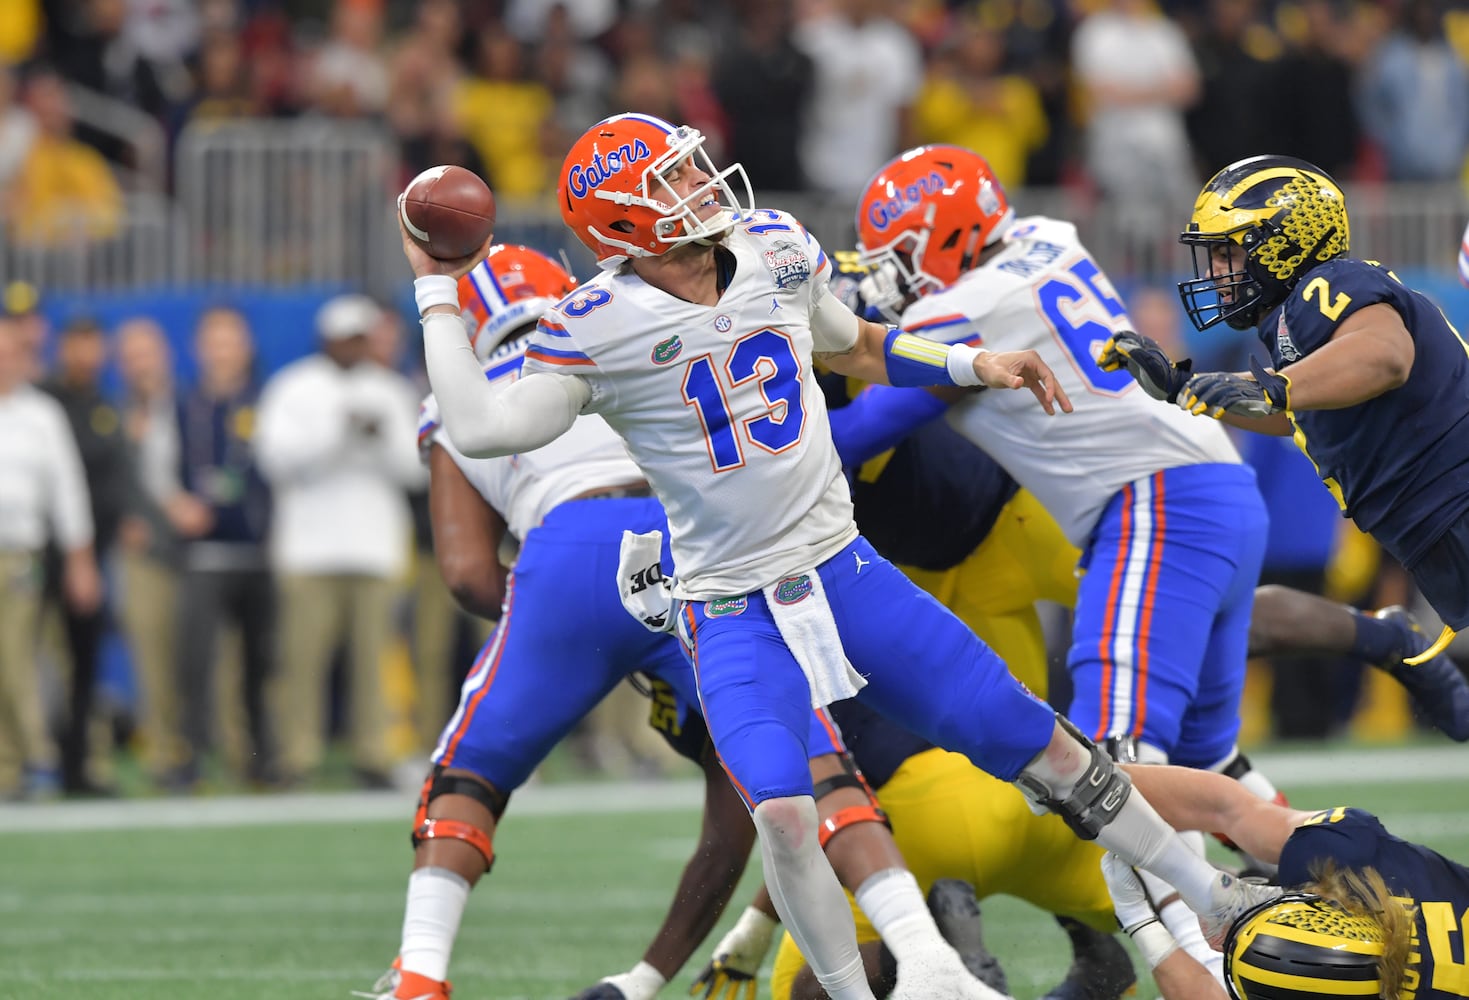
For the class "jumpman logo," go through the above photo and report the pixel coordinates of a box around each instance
[770,295,782,314]
[854,551,870,573]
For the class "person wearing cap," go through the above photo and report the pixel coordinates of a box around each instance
[3,280,47,382]
[163,306,276,791]
[0,312,99,799]
[254,293,425,788]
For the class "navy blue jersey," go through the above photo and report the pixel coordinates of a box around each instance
[1278,807,1469,999]
[819,372,1020,572]
[1259,258,1469,566]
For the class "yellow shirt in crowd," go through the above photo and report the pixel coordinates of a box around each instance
[457,79,553,198]
[913,74,1048,189]
[8,137,124,246]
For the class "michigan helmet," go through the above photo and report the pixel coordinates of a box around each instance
[1223,892,1386,999]
[1179,155,1350,331]
[855,144,1014,299]
[458,244,578,362]
[558,112,754,268]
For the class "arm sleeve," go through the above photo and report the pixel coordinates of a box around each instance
[44,400,95,550]
[423,311,588,458]
[827,384,949,468]
[810,280,862,355]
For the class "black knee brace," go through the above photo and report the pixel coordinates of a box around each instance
[1015,715,1133,841]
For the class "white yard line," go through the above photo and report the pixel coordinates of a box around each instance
[0,744,1462,835]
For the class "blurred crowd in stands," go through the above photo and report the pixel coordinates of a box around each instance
[1,0,1465,801]
[2,0,1469,246]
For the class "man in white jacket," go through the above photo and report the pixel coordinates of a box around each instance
[255,294,425,787]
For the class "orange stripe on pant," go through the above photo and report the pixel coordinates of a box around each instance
[683,601,759,810]
[1131,472,1167,738]
[1096,483,1134,737]
[441,578,517,766]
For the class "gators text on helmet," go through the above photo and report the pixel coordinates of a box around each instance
[855,144,1014,300]
[458,245,578,363]
[1179,155,1350,331]
[557,112,754,268]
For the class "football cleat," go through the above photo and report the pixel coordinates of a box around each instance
[1198,873,1283,952]
[926,879,1008,994]
[1039,916,1137,1000]
[1373,606,1469,742]
[352,958,451,1000]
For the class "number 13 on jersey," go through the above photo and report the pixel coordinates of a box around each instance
[682,328,807,472]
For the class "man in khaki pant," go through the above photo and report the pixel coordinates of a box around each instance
[0,316,101,798]
[254,296,424,787]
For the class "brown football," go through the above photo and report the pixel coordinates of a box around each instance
[399,165,496,260]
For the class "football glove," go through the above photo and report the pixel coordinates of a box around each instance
[1100,852,1158,934]
[1178,356,1292,420]
[1095,330,1192,403]
[689,906,777,1000]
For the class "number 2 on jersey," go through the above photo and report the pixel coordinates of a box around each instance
[682,329,805,473]
[1036,257,1134,394]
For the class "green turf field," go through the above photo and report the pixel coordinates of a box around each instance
[4,745,1467,1000]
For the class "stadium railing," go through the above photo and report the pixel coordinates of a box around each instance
[5,117,1466,295]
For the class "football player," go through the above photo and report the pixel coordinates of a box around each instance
[844,144,1296,971]
[1100,764,1469,1000]
[366,245,1005,1000]
[406,112,1273,1000]
[1103,155,1469,668]
[825,253,1466,742]
[579,686,1137,1000]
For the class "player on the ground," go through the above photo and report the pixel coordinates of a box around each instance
[1099,764,1469,1000]
[407,113,1274,1000]
[364,245,1004,1000]
[1102,154,1469,666]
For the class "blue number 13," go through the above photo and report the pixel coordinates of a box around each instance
[682,329,805,473]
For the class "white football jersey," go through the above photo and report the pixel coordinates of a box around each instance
[902,216,1240,545]
[520,209,858,599]
[418,337,644,541]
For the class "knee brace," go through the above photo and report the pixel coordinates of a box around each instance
[1014,714,1133,841]
[410,765,505,872]
[811,752,890,850]
[1102,734,1169,766]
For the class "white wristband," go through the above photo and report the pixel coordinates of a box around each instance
[414,274,459,316]
[946,342,987,387]
[1127,918,1180,970]
[732,904,779,944]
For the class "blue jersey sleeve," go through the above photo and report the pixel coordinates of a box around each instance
[827,384,949,469]
[1278,807,1386,886]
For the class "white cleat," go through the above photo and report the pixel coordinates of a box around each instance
[1197,872,1283,951]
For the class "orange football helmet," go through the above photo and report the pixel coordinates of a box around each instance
[558,112,753,267]
[855,145,1015,298]
[457,244,578,362]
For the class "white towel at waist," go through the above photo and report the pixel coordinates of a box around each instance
[761,569,866,708]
